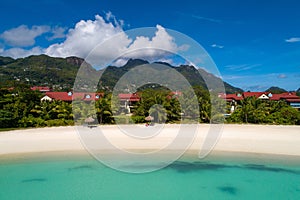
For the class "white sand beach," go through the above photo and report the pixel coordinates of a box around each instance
[0,124,300,158]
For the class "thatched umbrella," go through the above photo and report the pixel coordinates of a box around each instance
[85,117,95,124]
[145,115,154,121]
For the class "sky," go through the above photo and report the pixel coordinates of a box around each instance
[0,0,300,91]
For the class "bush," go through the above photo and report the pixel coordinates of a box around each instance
[45,119,73,126]
[131,115,145,123]
[19,115,46,128]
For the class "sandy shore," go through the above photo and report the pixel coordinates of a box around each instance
[0,124,300,158]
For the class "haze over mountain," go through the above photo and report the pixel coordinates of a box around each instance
[1,54,243,93]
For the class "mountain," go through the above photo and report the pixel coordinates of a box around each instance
[98,59,243,93]
[0,56,14,65]
[0,54,98,90]
[0,55,242,93]
[265,86,287,94]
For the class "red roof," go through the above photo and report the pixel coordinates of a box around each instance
[31,86,51,92]
[219,93,243,101]
[243,92,265,98]
[219,91,300,102]
[118,93,140,102]
[226,94,243,101]
[44,92,104,101]
[269,92,299,100]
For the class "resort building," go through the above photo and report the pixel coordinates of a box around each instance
[219,92,300,110]
[118,93,140,113]
[41,92,104,101]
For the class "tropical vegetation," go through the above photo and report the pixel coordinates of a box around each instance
[1,84,299,130]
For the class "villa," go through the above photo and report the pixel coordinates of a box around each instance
[219,92,300,110]
[41,91,104,101]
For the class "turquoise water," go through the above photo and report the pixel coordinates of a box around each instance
[1,154,300,200]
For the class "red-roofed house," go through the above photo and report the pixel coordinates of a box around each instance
[220,91,300,109]
[243,92,270,99]
[118,93,140,113]
[41,92,104,102]
[269,92,300,109]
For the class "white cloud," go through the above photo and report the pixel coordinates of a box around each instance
[45,14,129,60]
[285,37,300,43]
[111,58,129,67]
[47,26,67,40]
[45,15,186,66]
[0,47,43,58]
[211,44,224,49]
[0,13,187,65]
[123,25,182,60]
[105,11,124,27]
[0,25,50,47]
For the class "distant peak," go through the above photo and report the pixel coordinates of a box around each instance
[66,56,90,67]
[126,58,149,65]
[123,58,149,69]
[153,61,173,67]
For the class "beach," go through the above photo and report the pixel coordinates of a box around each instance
[0,124,300,158]
[1,124,300,200]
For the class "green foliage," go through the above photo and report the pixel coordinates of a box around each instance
[0,82,299,128]
[133,89,181,123]
[0,109,15,128]
[95,94,114,124]
[227,97,300,125]
[0,86,75,128]
[46,119,74,126]
[0,55,99,90]
[131,116,145,123]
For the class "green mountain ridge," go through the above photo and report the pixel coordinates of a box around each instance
[265,86,287,94]
[99,59,242,93]
[0,55,243,93]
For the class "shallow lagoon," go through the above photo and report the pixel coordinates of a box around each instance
[1,153,300,200]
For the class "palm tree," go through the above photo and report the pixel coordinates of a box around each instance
[95,96,113,124]
[149,104,167,123]
[240,97,256,123]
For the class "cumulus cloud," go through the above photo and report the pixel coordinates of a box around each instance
[0,25,50,47]
[0,13,187,65]
[47,26,67,40]
[45,14,129,60]
[285,37,300,43]
[45,15,186,67]
[123,25,182,60]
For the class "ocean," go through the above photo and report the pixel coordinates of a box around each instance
[1,153,300,200]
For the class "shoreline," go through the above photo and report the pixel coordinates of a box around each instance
[0,124,300,163]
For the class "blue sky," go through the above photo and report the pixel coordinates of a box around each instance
[0,0,300,91]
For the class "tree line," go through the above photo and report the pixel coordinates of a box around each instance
[1,85,299,129]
